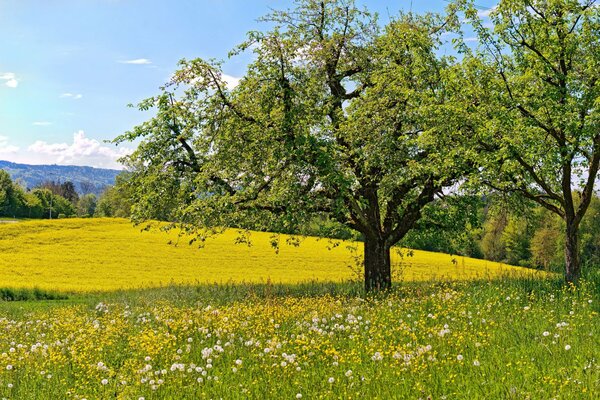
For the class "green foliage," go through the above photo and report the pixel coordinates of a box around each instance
[115,0,476,290]
[76,193,97,217]
[456,0,600,281]
[94,173,133,218]
[401,195,484,258]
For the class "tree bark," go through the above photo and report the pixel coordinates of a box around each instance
[364,235,391,292]
[564,221,581,283]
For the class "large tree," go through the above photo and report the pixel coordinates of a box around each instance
[116,0,471,291]
[457,0,600,282]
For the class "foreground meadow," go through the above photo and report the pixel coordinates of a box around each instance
[0,218,544,292]
[0,279,598,399]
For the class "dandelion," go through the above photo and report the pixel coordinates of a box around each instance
[296,394,303,399]
[6,365,13,370]
[372,351,383,361]
[235,359,242,365]
[345,370,353,377]
[101,379,109,385]
[457,355,464,361]
[565,345,571,351]
[232,367,238,373]
[328,377,335,384]
[7,383,13,388]
[473,360,480,366]
[543,331,550,337]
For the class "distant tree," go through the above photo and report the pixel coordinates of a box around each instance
[31,188,75,219]
[502,216,534,266]
[76,194,97,217]
[458,0,600,282]
[0,170,27,217]
[530,209,562,271]
[481,208,508,262]
[114,1,475,291]
[95,173,133,218]
[60,181,79,204]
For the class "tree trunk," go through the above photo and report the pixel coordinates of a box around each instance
[564,221,581,283]
[364,236,391,292]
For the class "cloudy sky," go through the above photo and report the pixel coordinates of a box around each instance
[0,0,495,169]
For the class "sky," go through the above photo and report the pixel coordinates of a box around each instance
[0,0,496,169]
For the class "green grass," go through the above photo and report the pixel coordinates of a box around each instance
[0,278,597,399]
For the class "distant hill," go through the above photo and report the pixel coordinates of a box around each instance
[0,160,121,195]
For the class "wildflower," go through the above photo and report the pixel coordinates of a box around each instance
[473,360,480,366]
[328,377,335,384]
[101,379,109,385]
[197,377,203,383]
[372,352,383,361]
[457,355,464,361]
[7,383,13,388]
[6,365,13,370]
[565,345,571,351]
[543,331,550,337]
[345,370,353,377]
[235,359,242,365]
[296,394,303,399]
[232,367,238,373]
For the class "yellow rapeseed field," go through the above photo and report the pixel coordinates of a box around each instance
[0,218,544,292]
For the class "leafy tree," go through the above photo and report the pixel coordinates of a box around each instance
[95,173,133,218]
[0,170,28,217]
[115,0,472,291]
[31,189,75,219]
[76,194,97,217]
[530,208,562,271]
[60,181,79,204]
[457,0,600,282]
[480,206,508,262]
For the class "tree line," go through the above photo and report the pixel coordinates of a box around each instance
[0,170,132,219]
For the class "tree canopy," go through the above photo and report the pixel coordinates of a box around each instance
[456,0,600,282]
[116,0,474,291]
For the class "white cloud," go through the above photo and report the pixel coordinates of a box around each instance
[222,73,241,90]
[0,135,19,154]
[478,5,498,18]
[0,72,19,88]
[33,121,53,126]
[27,131,132,169]
[119,58,152,65]
[188,72,241,90]
[60,93,83,99]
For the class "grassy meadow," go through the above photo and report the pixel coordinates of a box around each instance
[0,218,597,399]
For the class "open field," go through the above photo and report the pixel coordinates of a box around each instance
[0,218,547,293]
[0,218,597,398]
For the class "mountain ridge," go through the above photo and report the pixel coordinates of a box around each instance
[0,160,121,195]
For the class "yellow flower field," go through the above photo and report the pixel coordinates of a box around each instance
[0,218,545,292]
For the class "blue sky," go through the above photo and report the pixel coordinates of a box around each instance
[0,0,496,169]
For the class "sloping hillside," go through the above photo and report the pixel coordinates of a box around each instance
[0,218,548,292]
